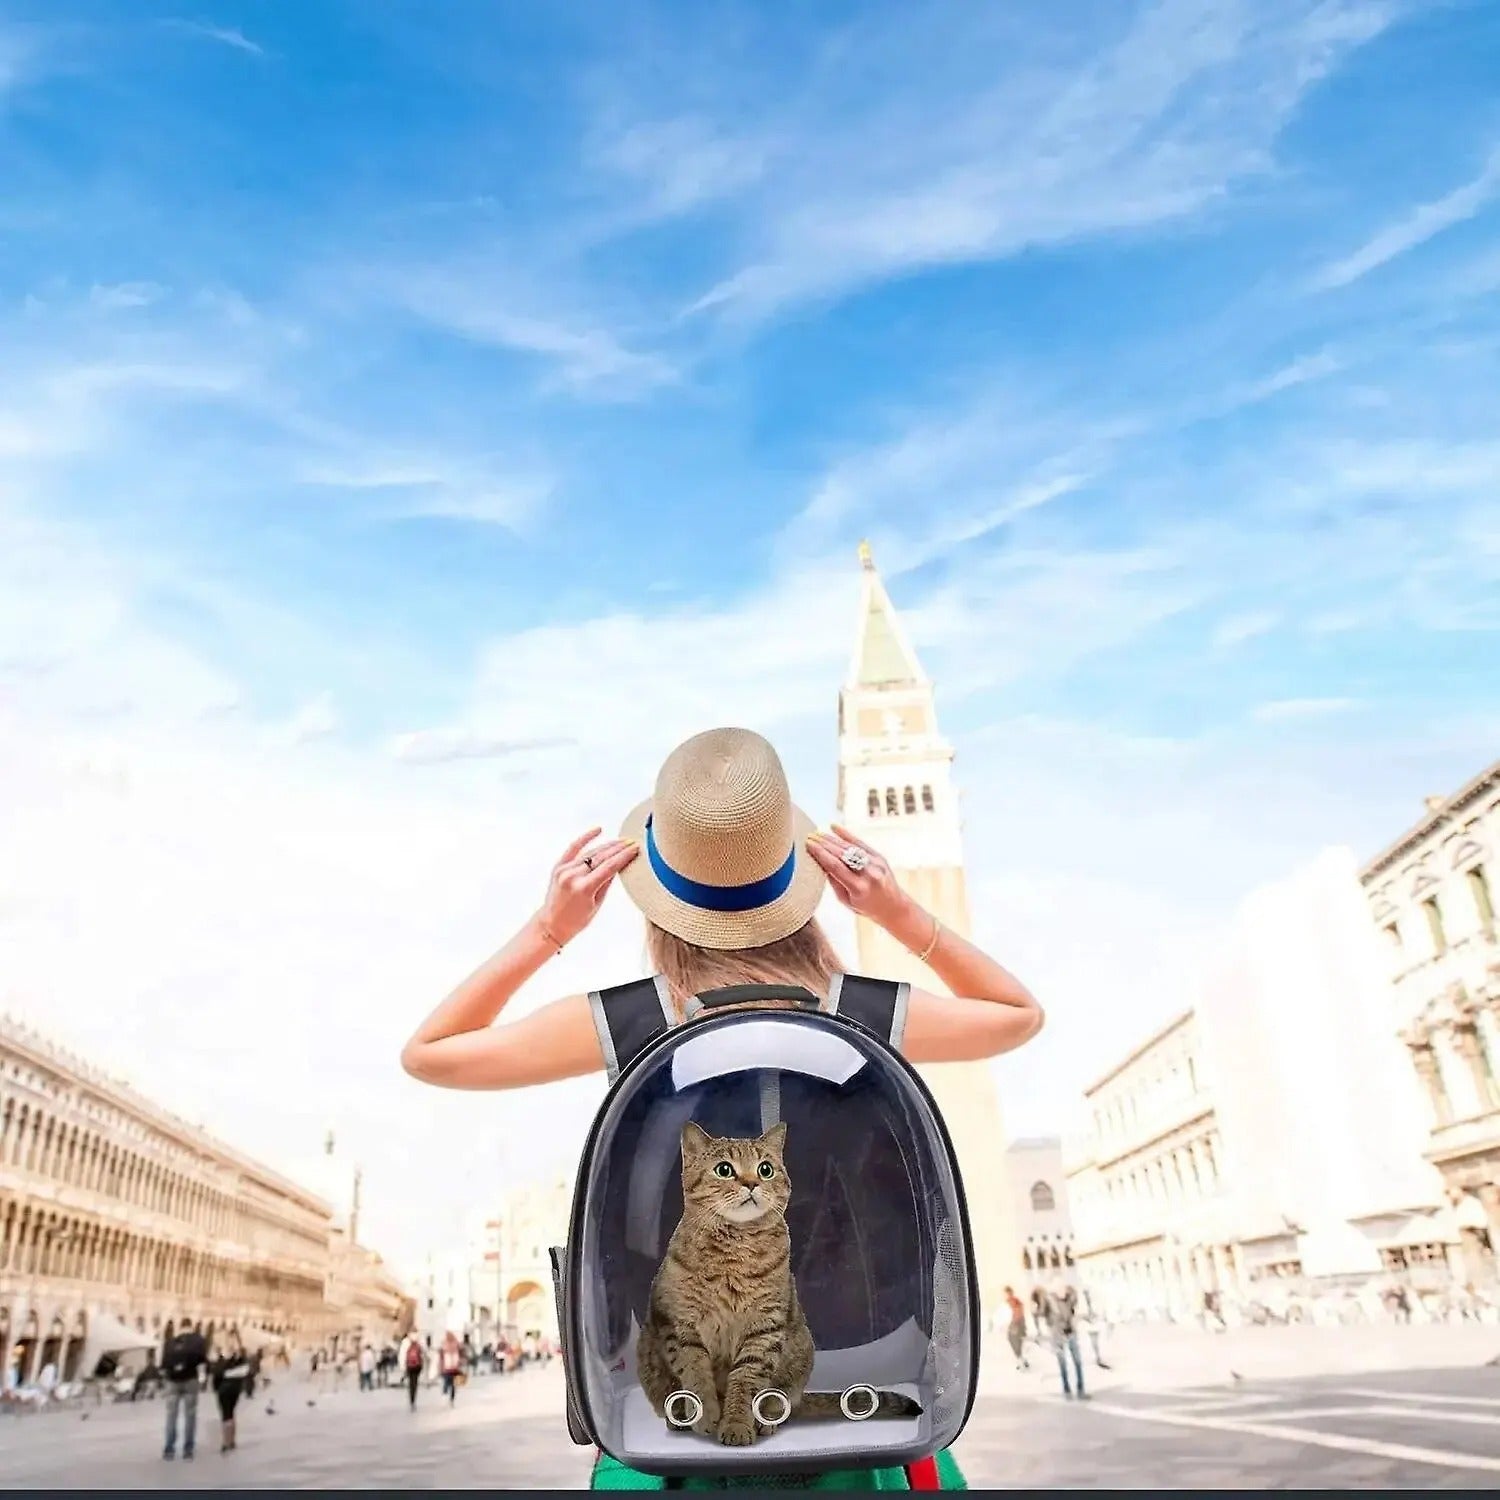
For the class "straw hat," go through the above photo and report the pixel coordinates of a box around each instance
[618,727,825,949]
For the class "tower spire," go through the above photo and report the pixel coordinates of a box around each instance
[847,543,927,690]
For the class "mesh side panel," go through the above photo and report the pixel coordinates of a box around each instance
[925,1213,967,1437]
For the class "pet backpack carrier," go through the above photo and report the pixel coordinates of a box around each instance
[551,973,980,1482]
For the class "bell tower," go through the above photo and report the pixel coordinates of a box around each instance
[836,542,1023,1313]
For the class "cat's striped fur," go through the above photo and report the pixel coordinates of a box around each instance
[636,1121,921,1446]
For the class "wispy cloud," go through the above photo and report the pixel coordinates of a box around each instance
[389,730,577,765]
[1231,349,1344,407]
[298,453,552,530]
[1251,696,1360,722]
[655,1,1400,323]
[1312,144,1500,290]
[1212,610,1280,649]
[270,692,339,748]
[592,115,770,220]
[386,272,678,401]
[89,282,168,311]
[162,20,266,58]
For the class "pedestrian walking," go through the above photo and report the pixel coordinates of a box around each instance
[161,1316,209,1460]
[402,1335,425,1409]
[1044,1282,1087,1400]
[210,1334,252,1454]
[439,1332,463,1404]
[358,1344,375,1392]
[1079,1293,1111,1370]
[1003,1285,1030,1370]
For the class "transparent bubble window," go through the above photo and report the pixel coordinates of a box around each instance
[566,1010,977,1477]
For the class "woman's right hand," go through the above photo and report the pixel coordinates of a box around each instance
[535,827,639,947]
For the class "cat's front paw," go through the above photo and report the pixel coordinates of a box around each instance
[690,1393,721,1436]
[717,1411,758,1446]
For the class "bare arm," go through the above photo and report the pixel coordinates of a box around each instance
[807,825,1044,1064]
[399,830,637,1090]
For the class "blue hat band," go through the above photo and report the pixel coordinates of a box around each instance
[644,815,797,913]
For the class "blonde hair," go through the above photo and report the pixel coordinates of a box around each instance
[646,917,844,1017]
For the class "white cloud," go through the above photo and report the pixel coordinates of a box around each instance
[89,282,167,311]
[664,0,1400,322]
[273,692,340,747]
[593,116,770,219]
[389,730,577,766]
[1231,349,1344,406]
[388,272,678,400]
[299,453,553,531]
[162,21,266,58]
[1251,696,1359,722]
[1313,143,1500,290]
[1212,610,1279,648]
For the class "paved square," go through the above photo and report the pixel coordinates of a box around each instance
[4,1325,1497,1488]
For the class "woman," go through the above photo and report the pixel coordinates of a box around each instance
[403,727,1044,1489]
[210,1334,252,1454]
[438,1332,463,1404]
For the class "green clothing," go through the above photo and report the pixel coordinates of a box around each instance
[590,1449,967,1490]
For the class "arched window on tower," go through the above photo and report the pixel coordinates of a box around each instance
[1030,1181,1056,1212]
[903,786,916,814]
[921,784,934,812]
[1021,1248,1033,1271]
[885,788,898,815]
[867,789,880,817]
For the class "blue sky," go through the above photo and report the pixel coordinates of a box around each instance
[2,1,1497,1266]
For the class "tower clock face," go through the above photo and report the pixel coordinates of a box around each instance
[881,708,903,739]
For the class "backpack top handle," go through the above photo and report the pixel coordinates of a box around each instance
[682,983,822,1019]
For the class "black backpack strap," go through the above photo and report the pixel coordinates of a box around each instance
[588,975,676,1084]
[826,972,910,1051]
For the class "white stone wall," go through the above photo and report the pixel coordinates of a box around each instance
[0,1014,338,1386]
[1006,1138,1076,1282]
[1361,767,1500,1276]
[1067,845,1464,1315]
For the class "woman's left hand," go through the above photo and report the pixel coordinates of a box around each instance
[806,824,921,938]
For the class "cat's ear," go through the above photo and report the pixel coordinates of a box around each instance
[681,1121,712,1159]
[759,1121,788,1155]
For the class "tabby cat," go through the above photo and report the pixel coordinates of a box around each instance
[637,1120,921,1446]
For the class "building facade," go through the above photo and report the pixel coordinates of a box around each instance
[1006,1137,1077,1282]
[1066,848,1456,1318]
[0,1013,332,1386]
[835,543,1024,1310]
[1065,1012,1242,1319]
[411,1178,570,1350]
[1362,762,1500,1286]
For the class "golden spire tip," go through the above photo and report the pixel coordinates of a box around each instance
[857,539,874,569]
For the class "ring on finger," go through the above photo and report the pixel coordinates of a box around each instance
[841,846,870,873]
[583,854,594,870]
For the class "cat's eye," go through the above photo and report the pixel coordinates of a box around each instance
[713,1161,733,1178]
[757,1161,775,1179]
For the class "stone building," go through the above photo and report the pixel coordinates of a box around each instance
[411,1178,569,1350]
[0,1014,410,1386]
[835,543,1024,1310]
[0,1013,330,1385]
[1064,1012,1238,1318]
[1006,1137,1077,1282]
[1362,761,1500,1285]
[1066,848,1453,1318]
[493,1176,569,1343]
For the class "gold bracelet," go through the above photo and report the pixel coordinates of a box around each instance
[916,913,941,964]
[538,921,564,955]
